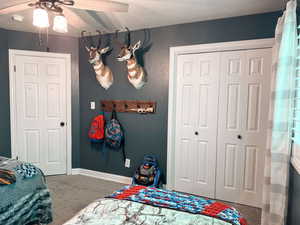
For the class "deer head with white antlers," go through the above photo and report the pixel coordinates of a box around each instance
[115,28,146,89]
[82,30,113,90]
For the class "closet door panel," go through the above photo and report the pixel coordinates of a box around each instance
[194,53,220,197]
[174,53,220,198]
[174,55,196,193]
[226,84,241,130]
[216,51,246,203]
[224,143,239,189]
[216,49,271,207]
[238,49,271,207]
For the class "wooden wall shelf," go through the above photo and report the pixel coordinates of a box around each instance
[100,100,156,114]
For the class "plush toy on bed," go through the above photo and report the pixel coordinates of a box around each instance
[132,155,161,187]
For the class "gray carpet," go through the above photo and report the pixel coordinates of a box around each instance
[46,175,261,225]
[46,175,125,225]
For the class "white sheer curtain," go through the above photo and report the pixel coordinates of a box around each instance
[261,1,297,224]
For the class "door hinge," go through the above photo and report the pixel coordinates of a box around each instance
[13,65,16,72]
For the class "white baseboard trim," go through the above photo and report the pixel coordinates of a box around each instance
[162,184,167,190]
[71,168,81,175]
[291,157,300,175]
[72,168,132,184]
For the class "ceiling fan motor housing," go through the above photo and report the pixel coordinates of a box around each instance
[29,0,74,13]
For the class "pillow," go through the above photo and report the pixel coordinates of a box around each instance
[15,163,38,179]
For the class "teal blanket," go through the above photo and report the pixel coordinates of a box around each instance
[0,157,52,225]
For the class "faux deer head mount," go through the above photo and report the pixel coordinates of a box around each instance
[115,28,146,89]
[82,30,113,90]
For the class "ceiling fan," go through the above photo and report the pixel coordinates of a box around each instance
[0,0,129,33]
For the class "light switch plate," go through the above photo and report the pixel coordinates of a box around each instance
[125,158,131,168]
[90,101,96,110]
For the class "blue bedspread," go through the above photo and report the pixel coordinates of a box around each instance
[0,157,53,225]
[108,185,248,225]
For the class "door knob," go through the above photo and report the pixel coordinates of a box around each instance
[195,131,199,136]
[237,135,242,140]
[60,122,65,127]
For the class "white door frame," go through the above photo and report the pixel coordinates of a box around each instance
[9,49,72,175]
[167,38,275,190]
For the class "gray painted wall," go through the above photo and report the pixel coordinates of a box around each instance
[0,29,9,157]
[288,167,300,225]
[0,29,80,168]
[79,11,281,183]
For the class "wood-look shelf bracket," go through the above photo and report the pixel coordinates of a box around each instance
[100,100,156,114]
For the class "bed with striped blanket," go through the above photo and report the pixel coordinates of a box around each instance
[0,157,52,225]
[64,185,247,225]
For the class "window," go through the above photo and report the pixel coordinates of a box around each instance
[291,25,300,173]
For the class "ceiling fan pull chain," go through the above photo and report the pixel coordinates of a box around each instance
[46,27,49,51]
[38,28,42,46]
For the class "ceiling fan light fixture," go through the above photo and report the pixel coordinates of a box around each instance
[33,8,50,28]
[53,14,68,33]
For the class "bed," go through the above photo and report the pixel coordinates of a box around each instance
[0,157,53,225]
[64,185,247,225]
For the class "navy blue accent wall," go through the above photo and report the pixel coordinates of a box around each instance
[0,29,9,157]
[288,166,300,225]
[0,29,80,168]
[79,11,281,182]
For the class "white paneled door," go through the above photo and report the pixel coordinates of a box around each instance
[173,48,271,207]
[14,54,68,175]
[174,53,220,198]
[216,49,272,207]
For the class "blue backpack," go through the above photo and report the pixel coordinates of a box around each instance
[132,155,161,187]
[105,110,126,160]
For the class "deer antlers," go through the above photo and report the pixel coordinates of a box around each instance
[96,30,102,49]
[114,29,124,48]
[114,27,132,48]
[126,27,131,47]
[81,30,103,51]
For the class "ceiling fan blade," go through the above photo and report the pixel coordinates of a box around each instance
[63,7,90,29]
[0,1,33,15]
[68,0,129,12]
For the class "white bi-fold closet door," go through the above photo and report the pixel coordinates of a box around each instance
[174,48,272,207]
[216,49,271,207]
[10,52,69,176]
[174,52,220,199]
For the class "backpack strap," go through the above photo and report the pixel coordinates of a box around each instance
[121,139,126,163]
[111,109,117,120]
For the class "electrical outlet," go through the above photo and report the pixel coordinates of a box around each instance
[125,158,131,168]
[90,101,96,110]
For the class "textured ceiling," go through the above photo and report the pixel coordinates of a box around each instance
[0,0,283,37]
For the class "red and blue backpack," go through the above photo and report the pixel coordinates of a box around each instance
[88,112,105,143]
